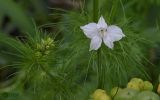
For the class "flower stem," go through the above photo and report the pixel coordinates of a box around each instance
[93,0,105,89]
[93,0,99,22]
[97,48,105,89]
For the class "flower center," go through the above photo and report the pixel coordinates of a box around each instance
[99,28,107,37]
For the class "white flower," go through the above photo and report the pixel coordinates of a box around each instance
[80,16,125,51]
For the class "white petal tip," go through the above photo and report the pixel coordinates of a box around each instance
[108,46,114,49]
[89,48,92,51]
[80,26,84,30]
[89,48,97,51]
[122,33,125,37]
[97,16,108,29]
[89,47,100,51]
[100,15,103,18]
[110,47,114,50]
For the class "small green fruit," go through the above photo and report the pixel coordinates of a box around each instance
[114,88,139,100]
[98,93,111,100]
[128,78,144,90]
[91,89,111,100]
[91,89,106,99]
[110,87,122,97]
[130,78,143,83]
[127,82,141,91]
[143,81,153,91]
[134,91,160,100]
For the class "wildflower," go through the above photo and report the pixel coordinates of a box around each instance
[80,16,125,51]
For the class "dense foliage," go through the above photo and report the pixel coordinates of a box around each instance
[0,0,160,100]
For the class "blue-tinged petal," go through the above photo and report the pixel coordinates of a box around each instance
[90,36,102,51]
[103,35,114,49]
[80,23,98,39]
[97,16,108,29]
[106,25,125,42]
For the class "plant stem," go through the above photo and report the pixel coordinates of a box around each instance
[39,64,54,79]
[93,0,99,22]
[97,48,104,89]
[93,0,105,89]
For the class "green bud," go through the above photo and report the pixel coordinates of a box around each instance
[35,38,54,57]
[46,38,54,45]
[44,51,50,55]
[36,44,42,50]
[35,51,42,58]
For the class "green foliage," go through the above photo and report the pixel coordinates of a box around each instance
[0,31,79,99]
[0,0,35,35]
[58,9,150,89]
[0,0,160,100]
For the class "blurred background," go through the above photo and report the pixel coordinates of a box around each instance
[0,0,160,100]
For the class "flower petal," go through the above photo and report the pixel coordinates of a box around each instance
[90,36,102,51]
[97,16,107,29]
[106,25,125,42]
[80,23,98,39]
[103,36,114,49]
